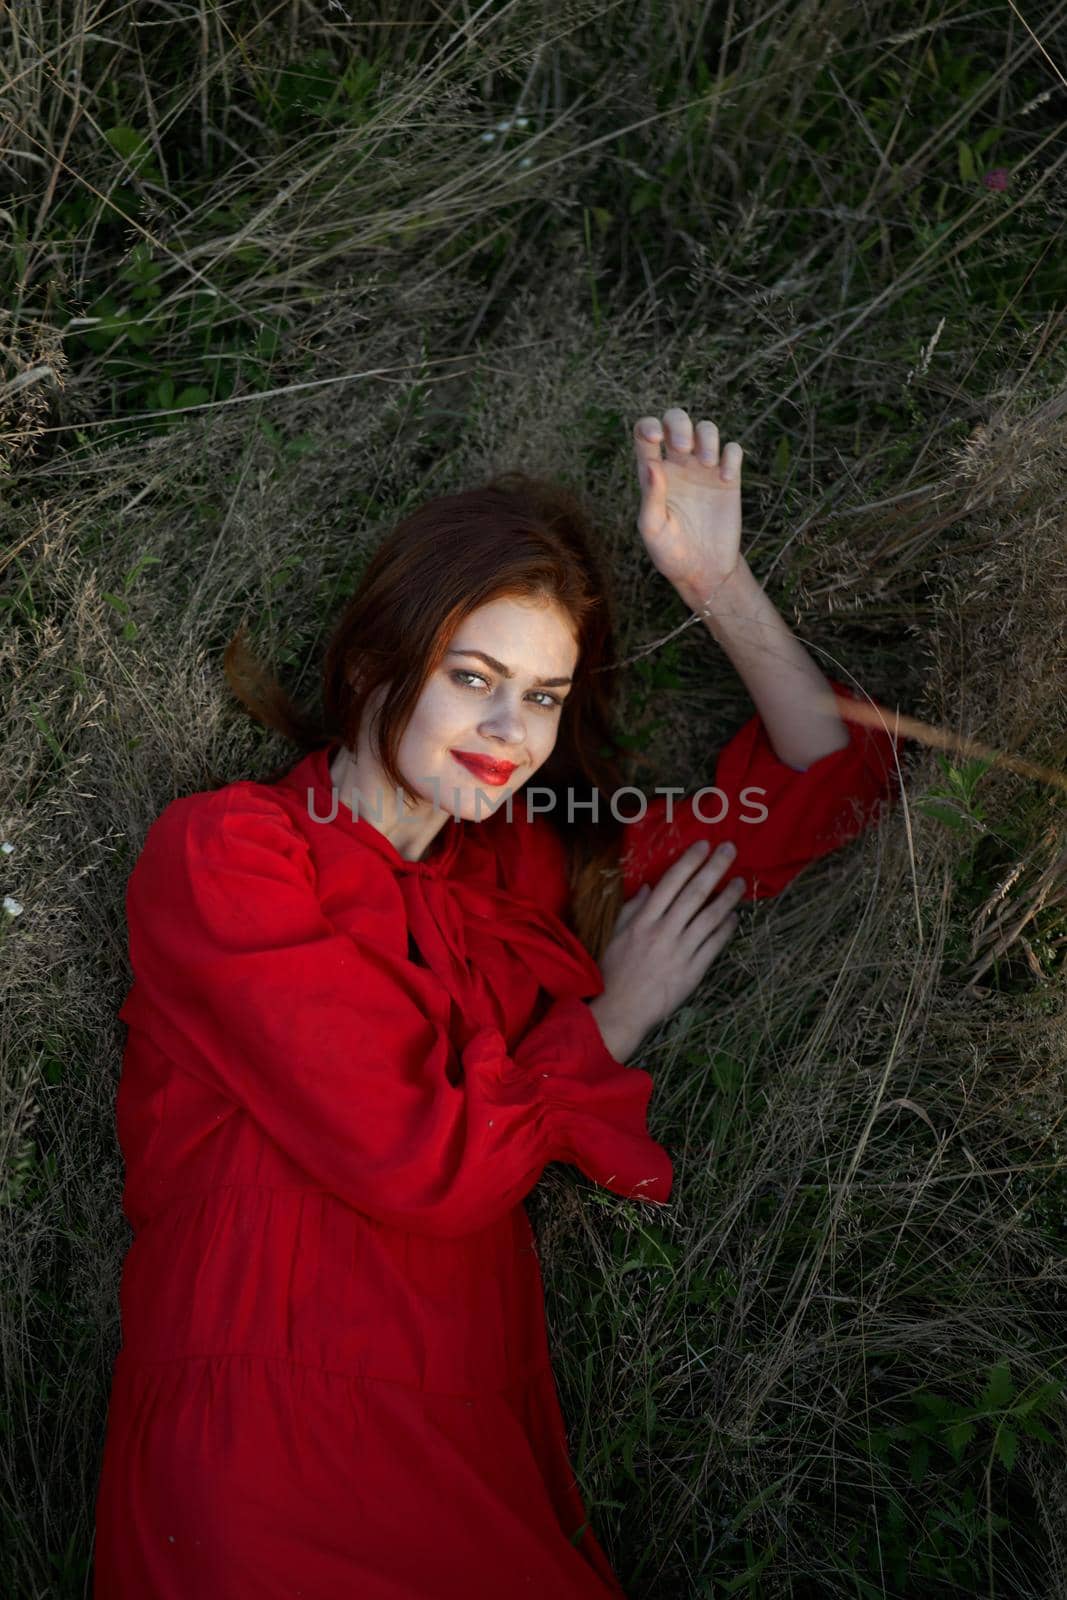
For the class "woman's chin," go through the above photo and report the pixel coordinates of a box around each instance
[442,780,513,818]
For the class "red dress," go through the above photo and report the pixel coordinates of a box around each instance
[93,679,902,1598]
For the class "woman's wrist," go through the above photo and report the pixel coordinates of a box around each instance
[586,995,644,1066]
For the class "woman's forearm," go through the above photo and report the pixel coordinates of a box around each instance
[675,557,850,771]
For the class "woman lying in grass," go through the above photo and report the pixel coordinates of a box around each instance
[93,407,904,1599]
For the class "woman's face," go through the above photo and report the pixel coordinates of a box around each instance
[356,593,579,825]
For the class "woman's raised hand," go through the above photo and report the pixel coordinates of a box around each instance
[588,840,746,1063]
[633,407,745,600]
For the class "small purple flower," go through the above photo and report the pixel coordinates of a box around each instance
[983,168,1009,190]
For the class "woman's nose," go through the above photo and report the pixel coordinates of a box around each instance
[479,706,525,742]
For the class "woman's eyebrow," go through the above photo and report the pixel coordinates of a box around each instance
[447,648,573,688]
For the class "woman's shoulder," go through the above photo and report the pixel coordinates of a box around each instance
[144,775,295,832]
[134,777,322,884]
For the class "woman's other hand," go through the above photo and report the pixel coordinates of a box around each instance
[588,840,745,1062]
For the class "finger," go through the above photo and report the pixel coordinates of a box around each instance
[680,878,746,947]
[688,911,740,966]
[642,454,664,499]
[636,452,669,515]
[719,442,744,484]
[633,416,663,468]
[671,850,741,926]
[633,418,665,500]
[644,840,720,921]
[614,883,650,930]
[662,407,693,462]
[695,420,719,466]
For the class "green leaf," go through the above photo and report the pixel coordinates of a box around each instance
[960,755,994,787]
[957,141,976,183]
[863,1427,892,1460]
[283,433,318,460]
[711,1051,744,1093]
[915,1391,954,1418]
[914,797,971,832]
[1018,1418,1055,1445]
[232,244,268,267]
[995,1427,1018,1470]
[1016,1378,1064,1416]
[104,125,148,160]
[120,243,163,302]
[974,125,1005,155]
[28,708,66,763]
[946,1419,976,1461]
[620,1429,638,1485]
[123,554,162,589]
[628,181,658,217]
[103,125,157,177]
[254,323,284,360]
[981,1360,1014,1410]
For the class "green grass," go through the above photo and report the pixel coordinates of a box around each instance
[2,1,1066,1595]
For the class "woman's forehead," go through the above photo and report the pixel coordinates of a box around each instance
[455,595,579,659]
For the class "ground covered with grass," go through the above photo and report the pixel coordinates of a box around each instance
[2,3,1066,1596]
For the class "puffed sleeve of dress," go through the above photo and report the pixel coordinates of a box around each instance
[619,677,905,900]
[121,787,673,1242]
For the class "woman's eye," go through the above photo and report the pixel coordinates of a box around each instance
[450,669,562,710]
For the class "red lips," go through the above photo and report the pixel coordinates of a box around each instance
[450,750,517,785]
